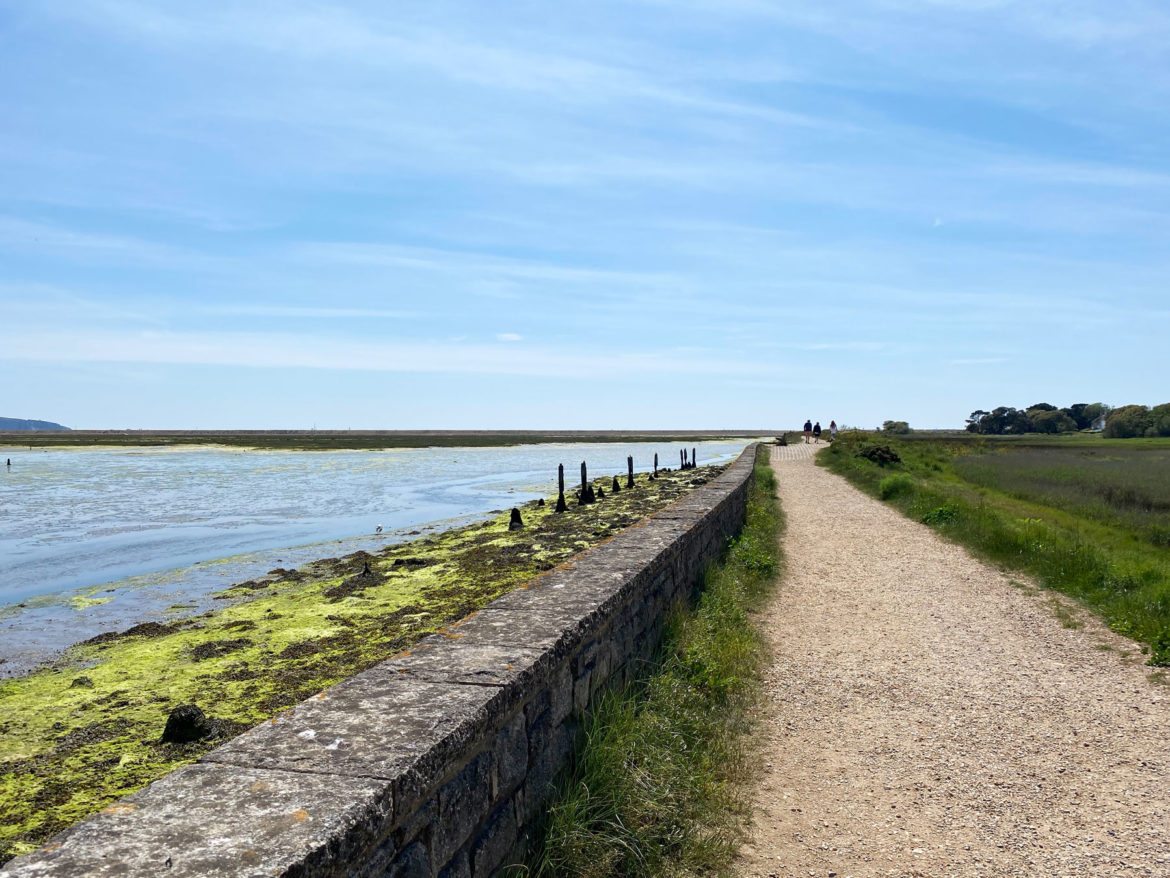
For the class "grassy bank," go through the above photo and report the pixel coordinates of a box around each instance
[0,464,727,865]
[515,445,782,877]
[820,433,1170,667]
[0,430,769,450]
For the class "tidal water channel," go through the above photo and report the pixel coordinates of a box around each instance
[0,440,750,673]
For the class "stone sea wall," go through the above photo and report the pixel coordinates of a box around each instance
[2,445,757,878]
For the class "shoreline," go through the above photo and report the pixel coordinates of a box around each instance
[0,515,467,678]
[1,443,752,673]
[0,430,769,450]
[0,462,726,864]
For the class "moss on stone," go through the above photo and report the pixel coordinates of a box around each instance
[0,464,725,863]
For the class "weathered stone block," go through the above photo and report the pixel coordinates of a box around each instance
[387,637,548,699]
[435,752,493,866]
[386,840,430,878]
[201,667,501,825]
[572,668,592,714]
[0,763,390,878]
[548,661,573,725]
[438,848,470,878]
[518,719,573,825]
[470,801,518,878]
[493,712,527,796]
[391,797,436,860]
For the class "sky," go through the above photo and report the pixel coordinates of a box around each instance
[1,1,1167,430]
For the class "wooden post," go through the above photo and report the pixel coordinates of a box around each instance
[653,453,658,479]
[509,507,523,530]
[578,461,594,505]
[692,447,697,469]
[627,455,634,489]
[555,464,567,513]
[680,448,685,469]
[612,475,620,493]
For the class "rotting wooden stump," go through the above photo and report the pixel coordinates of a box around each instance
[652,453,658,480]
[555,464,567,513]
[627,455,635,489]
[612,475,620,493]
[578,461,595,505]
[509,507,524,530]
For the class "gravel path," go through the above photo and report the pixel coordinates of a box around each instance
[737,444,1169,877]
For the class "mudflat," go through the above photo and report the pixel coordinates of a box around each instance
[738,443,1169,876]
[0,429,768,450]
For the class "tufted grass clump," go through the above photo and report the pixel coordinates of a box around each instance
[517,445,783,877]
[878,472,913,500]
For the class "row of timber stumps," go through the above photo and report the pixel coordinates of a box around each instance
[509,449,702,527]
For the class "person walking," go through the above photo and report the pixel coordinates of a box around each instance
[829,420,838,442]
[803,419,812,444]
[813,421,822,443]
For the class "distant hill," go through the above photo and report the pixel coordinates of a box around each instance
[0,417,70,431]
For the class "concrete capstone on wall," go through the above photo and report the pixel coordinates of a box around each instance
[2,444,757,878]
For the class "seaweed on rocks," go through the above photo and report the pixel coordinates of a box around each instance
[0,461,731,864]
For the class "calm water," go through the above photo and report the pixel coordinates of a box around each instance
[0,441,751,672]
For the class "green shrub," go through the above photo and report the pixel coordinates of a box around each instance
[1151,628,1170,666]
[857,443,901,466]
[920,504,960,525]
[878,473,913,499]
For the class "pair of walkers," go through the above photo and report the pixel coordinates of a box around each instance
[802,419,837,444]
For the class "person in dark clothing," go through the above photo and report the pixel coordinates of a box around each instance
[803,419,812,443]
[813,421,822,443]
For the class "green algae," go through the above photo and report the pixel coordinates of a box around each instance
[0,464,726,863]
[66,593,113,611]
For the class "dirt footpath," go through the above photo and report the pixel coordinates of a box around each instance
[737,443,1169,877]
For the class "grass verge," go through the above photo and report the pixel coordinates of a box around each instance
[514,445,782,877]
[820,433,1170,667]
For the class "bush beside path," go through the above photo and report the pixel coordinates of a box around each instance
[737,444,1169,876]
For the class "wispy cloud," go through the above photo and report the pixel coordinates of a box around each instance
[797,341,887,352]
[984,160,1170,188]
[949,357,1009,366]
[0,328,760,379]
[62,2,833,128]
[203,305,426,320]
[0,217,222,269]
[289,241,682,290]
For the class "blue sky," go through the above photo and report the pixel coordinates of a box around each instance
[1,1,1167,430]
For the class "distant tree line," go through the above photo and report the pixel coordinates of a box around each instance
[965,401,1170,438]
[1101,403,1170,439]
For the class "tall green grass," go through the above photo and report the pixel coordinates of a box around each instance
[952,445,1170,546]
[515,446,783,877]
[821,434,1170,666]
